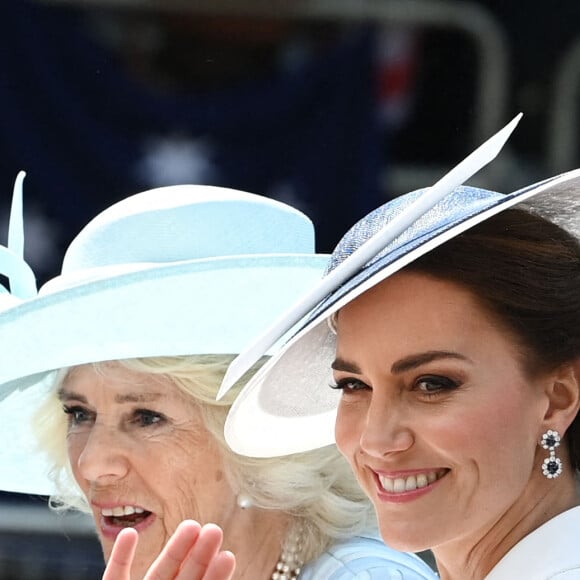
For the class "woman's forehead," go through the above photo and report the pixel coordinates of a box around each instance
[336,273,510,350]
[62,362,177,396]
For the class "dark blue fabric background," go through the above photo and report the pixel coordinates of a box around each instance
[0,0,385,282]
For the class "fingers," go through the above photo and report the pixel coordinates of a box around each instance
[174,523,233,579]
[103,521,236,580]
[102,527,139,580]
[202,551,236,580]
[145,520,202,580]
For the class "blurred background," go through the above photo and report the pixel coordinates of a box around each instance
[0,0,579,577]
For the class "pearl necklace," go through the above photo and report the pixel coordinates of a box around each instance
[271,526,304,580]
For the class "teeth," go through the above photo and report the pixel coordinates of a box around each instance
[102,506,144,517]
[416,474,428,488]
[382,478,394,492]
[378,470,444,493]
[393,478,406,492]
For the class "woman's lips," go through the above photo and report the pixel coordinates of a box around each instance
[373,468,449,502]
[378,469,447,492]
[95,503,157,539]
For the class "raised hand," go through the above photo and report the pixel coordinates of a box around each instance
[103,520,236,580]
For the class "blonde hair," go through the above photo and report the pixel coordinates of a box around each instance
[36,355,378,562]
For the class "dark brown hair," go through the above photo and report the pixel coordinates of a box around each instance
[407,206,580,471]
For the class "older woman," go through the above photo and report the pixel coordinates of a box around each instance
[0,180,436,579]
[224,168,580,579]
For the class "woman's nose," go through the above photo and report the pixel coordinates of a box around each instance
[74,423,130,485]
[359,397,414,458]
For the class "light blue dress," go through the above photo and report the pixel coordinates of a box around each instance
[301,531,438,579]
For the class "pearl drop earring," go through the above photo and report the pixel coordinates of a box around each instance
[237,493,253,509]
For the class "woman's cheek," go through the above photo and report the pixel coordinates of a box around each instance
[334,404,358,460]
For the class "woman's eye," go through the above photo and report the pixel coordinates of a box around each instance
[133,409,165,427]
[330,378,369,392]
[415,375,459,395]
[63,405,93,426]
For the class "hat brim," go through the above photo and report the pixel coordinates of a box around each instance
[0,253,328,494]
[224,170,580,458]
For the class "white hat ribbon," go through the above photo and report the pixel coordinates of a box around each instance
[0,171,37,304]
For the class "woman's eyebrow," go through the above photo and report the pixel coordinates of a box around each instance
[331,351,471,376]
[331,357,362,373]
[114,392,163,404]
[56,388,163,404]
[57,388,87,403]
[391,351,471,374]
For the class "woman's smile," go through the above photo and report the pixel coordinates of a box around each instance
[375,468,448,494]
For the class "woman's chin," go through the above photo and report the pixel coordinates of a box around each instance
[377,524,432,554]
[99,539,113,563]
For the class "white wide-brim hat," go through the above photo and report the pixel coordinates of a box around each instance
[0,180,328,495]
[222,120,580,458]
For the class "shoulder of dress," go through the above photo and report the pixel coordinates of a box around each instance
[302,535,437,579]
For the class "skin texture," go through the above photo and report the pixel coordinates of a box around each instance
[333,271,580,580]
[61,363,285,579]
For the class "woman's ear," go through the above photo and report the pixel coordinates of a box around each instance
[542,360,580,434]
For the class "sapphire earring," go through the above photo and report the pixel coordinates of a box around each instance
[541,429,563,479]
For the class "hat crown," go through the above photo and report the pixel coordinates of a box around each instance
[63,185,315,273]
[327,185,501,275]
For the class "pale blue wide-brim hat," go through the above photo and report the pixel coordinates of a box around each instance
[222,123,580,458]
[0,178,328,495]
